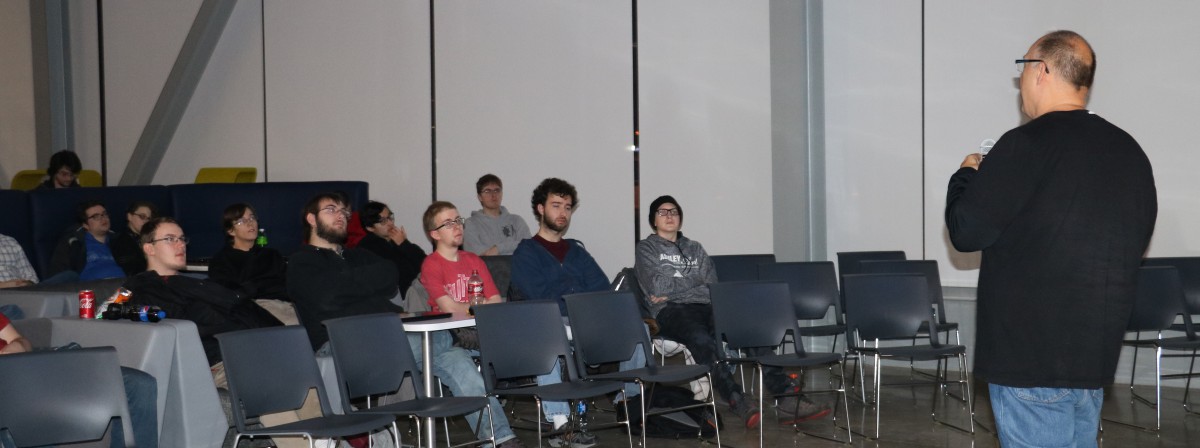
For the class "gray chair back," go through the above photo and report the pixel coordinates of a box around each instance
[0,347,134,447]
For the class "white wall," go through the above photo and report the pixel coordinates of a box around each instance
[264,0,432,238]
[100,0,205,185]
[434,1,634,274]
[924,0,1200,286]
[0,1,37,183]
[822,0,925,265]
[639,0,774,257]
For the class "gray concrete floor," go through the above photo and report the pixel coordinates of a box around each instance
[416,365,1200,448]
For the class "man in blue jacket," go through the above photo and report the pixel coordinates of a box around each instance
[511,178,640,448]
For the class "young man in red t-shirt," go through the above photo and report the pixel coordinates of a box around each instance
[419,201,503,313]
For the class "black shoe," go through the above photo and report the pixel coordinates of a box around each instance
[776,395,831,424]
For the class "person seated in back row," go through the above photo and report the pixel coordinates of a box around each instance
[110,200,159,277]
[34,149,82,190]
[357,200,426,297]
[208,203,296,325]
[464,174,531,256]
[47,200,133,283]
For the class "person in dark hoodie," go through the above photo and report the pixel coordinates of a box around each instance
[208,203,288,299]
[208,203,295,325]
[110,200,159,276]
[634,195,829,430]
[122,217,282,384]
[356,200,426,296]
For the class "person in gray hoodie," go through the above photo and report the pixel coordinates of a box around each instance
[634,195,829,429]
[464,174,532,256]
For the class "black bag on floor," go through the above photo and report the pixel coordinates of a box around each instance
[627,385,719,439]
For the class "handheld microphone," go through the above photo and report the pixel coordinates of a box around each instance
[979,139,996,159]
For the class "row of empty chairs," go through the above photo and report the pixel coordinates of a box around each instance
[709,252,974,440]
[1108,259,1200,432]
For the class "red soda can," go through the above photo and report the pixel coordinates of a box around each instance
[79,290,96,319]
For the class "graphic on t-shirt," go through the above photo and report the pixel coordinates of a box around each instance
[442,273,472,303]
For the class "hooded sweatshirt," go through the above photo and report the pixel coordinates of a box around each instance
[463,206,532,255]
[634,233,718,318]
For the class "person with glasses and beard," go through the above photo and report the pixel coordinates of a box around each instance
[635,195,829,430]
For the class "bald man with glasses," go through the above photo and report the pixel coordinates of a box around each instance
[946,30,1156,447]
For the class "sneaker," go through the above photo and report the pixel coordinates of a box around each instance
[547,430,598,448]
[496,437,528,448]
[776,395,831,424]
[729,397,762,429]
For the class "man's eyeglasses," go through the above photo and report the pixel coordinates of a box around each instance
[481,188,502,195]
[655,208,680,217]
[378,215,395,223]
[1015,59,1049,74]
[434,217,466,231]
[149,235,189,246]
[235,215,258,226]
[87,211,108,221]
[130,213,152,221]
[319,205,352,219]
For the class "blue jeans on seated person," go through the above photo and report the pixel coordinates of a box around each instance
[117,366,159,448]
[538,324,648,423]
[989,384,1102,448]
[406,330,517,445]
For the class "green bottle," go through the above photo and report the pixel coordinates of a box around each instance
[255,228,268,247]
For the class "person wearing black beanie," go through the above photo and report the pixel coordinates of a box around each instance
[635,195,830,429]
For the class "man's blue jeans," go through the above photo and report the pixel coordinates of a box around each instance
[407,330,517,445]
[538,321,648,422]
[989,384,1102,448]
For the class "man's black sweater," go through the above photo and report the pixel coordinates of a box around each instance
[286,245,400,350]
[946,110,1157,389]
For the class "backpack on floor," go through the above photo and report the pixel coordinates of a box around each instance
[631,385,720,439]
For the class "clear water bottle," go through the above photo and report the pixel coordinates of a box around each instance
[467,269,485,307]
[255,228,268,247]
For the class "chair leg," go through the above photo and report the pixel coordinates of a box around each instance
[873,353,882,439]
[637,382,647,448]
[1129,334,1141,397]
[1185,349,1199,414]
[931,353,976,435]
[1157,347,1163,431]
[758,365,766,448]
[707,372,722,448]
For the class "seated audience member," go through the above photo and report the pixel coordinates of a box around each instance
[464,174,531,256]
[34,149,82,190]
[357,201,426,296]
[635,195,829,429]
[48,200,128,282]
[1,305,160,448]
[288,193,525,448]
[0,233,38,288]
[110,200,159,276]
[511,178,640,447]
[208,203,295,325]
[420,201,503,314]
[122,217,283,386]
